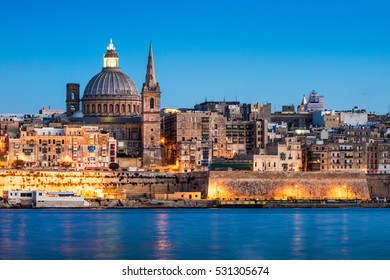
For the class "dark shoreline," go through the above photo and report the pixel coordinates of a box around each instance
[1,198,389,209]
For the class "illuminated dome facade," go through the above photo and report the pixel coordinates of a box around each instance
[81,39,141,117]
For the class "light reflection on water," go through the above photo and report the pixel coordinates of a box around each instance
[1,208,390,260]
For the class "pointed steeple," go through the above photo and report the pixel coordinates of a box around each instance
[144,42,158,90]
[301,94,307,105]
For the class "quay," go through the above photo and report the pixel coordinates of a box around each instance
[1,170,390,208]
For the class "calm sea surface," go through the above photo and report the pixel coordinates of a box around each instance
[0,208,389,260]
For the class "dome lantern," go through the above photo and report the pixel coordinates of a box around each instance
[103,38,119,68]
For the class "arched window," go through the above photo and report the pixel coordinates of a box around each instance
[109,104,113,112]
[115,104,120,112]
[91,104,96,113]
[133,104,136,113]
[72,92,76,100]
[150,98,155,109]
[104,104,108,113]
[97,104,101,113]
[137,105,140,114]
[121,104,125,113]
[86,104,90,113]
[128,104,131,113]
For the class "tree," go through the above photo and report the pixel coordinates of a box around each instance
[109,162,119,170]
[12,159,26,169]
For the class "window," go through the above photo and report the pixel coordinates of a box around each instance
[150,98,155,109]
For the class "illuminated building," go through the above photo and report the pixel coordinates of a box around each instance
[65,40,161,167]
[8,126,116,170]
[253,136,303,171]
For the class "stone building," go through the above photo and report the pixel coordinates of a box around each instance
[162,110,227,167]
[8,126,116,170]
[339,107,368,126]
[161,109,268,171]
[305,90,324,112]
[308,139,365,172]
[65,40,161,166]
[253,137,302,172]
[241,102,271,122]
[141,43,162,167]
[271,111,312,130]
[367,140,390,174]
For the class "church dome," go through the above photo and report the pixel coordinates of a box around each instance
[81,39,142,117]
[82,39,140,99]
[83,68,139,98]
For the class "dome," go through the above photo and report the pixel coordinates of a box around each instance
[83,68,139,98]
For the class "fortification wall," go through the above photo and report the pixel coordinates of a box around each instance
[2,170,385,201]
[366,174,390,198]
[0,170,209,199]
[208,171,370,200]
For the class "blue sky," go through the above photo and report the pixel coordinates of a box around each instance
[0,0,389,114]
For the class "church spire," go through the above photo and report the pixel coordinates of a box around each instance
[144,42,158,90]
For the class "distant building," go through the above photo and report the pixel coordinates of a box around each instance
[367,140,390,174]
[39,107,64,115]
[282,105,295,113]
[161,109,268,171]
[304,90,324,112]
[308,138,365,172]
[271,111,312,130]
[241,103,271,122]
[339,106,368,126]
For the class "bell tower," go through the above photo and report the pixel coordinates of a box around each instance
[66,83,80,116]
[141,42,162,167]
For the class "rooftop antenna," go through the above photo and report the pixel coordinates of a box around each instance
[364,92,366,110]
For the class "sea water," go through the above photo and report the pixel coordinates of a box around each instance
[0,208,389,260]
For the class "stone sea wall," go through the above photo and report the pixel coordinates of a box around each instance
[0,170,209,199]
[1,170,387,201]
[209,171,371,200]
[366,174,390,198]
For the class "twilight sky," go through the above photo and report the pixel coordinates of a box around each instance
[0,0,389,114]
